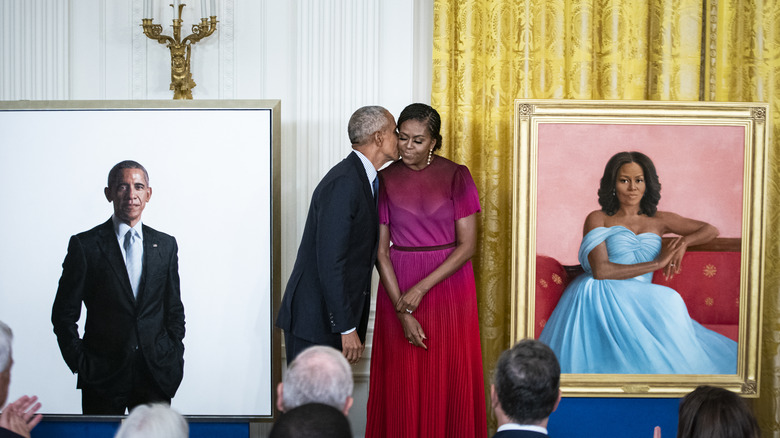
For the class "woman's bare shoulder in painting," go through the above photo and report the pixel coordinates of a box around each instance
[583,210,608,235]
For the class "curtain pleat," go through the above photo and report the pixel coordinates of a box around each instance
[703,1,780,433]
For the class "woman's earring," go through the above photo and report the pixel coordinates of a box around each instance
[427,149,433,165]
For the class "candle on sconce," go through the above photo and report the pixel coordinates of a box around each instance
[144,0,150,18]
[172,0,179,22]
[201,0,207,18]
[210,0,216,16]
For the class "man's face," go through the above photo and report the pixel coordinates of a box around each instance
[104,168,152,227]
[378,112,399,163]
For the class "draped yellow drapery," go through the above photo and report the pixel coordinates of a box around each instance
[432,0,780,434]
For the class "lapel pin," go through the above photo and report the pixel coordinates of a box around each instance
[153,244,158,248]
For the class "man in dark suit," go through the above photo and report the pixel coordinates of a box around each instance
[51,160,185,415]
[491,339,561,437]
[270,403,352,438]
[276,106,398,365]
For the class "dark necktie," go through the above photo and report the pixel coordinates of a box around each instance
[372,176,379,202]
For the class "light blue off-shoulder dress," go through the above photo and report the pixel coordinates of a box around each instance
[539,226,737,374]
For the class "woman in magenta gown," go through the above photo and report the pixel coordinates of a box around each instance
[366,103,486,438]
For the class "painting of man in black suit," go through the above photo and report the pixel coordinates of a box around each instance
[276,106,398,365]
[51,160,185,415]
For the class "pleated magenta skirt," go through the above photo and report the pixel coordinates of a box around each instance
[366,247,487,438]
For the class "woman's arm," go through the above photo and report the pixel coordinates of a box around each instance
[658,211,719,278]
[376,224,427,349]
[585,211,680,280]
[376,224,403,307]
[395,213,477,313]
[660,211,719,246]
[588,241,678,280]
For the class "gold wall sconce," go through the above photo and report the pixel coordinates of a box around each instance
[141,1,217,99]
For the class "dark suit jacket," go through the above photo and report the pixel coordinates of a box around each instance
[51,219,185,399]
[492,430,548,437]
[0,427,24,438]
[276,151,378,347]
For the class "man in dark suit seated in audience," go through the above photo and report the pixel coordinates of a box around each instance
[491,339,561,437]
[0,321,42,438]
[276,346,353,416]
[270,403,352,438]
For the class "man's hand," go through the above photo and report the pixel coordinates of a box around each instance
[0,395,42,438]
[341,331,364,365]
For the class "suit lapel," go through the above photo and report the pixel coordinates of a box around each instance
[96,219,136,303]
[138,225,160,305]
[347,152,378,225]
[347,152,380,265]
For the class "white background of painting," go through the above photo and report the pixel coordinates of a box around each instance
[0,107,274,416]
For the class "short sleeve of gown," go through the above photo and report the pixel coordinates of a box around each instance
[453,165,481,220]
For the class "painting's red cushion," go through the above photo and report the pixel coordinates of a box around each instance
[535,255,570,339]
[703,324,739,342]
[652,251,740,326]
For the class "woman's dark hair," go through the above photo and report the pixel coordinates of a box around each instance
[397,103,443,152]
[677,386,759,438]
[597,151,661,216]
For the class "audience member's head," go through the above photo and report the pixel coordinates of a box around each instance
[677,385,759,438]
[114,403,188,438]
[277,345,354,415]
[491,339,561,428]
[0,320,12,407]
[270,402,352,438]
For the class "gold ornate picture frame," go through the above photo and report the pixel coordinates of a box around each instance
[511,100,768,397]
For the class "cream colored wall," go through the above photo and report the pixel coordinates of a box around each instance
[0,0,434,436]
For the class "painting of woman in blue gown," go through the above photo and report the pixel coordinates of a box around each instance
[539,151,737,374]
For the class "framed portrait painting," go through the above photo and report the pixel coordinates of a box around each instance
[510,100,768,397]
[0,100,282,418]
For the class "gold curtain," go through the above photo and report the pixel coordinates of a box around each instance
[432,0,780,434]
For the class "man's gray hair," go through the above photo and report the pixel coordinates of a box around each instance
[114,403,188,438]
[283,346,353,411]
[348,106,390,145]
[0,321,12,373]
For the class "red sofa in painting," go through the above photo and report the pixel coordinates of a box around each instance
[534,238,741,342]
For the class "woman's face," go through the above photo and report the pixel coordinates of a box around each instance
[397,119,436,170]
[615,162,645,208]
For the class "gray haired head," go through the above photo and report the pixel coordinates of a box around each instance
[114,403,188,438]
[283,346,353,412]
[347,106,391,146]
[0,321,12,374]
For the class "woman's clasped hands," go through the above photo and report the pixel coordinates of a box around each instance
[395,284,427,314]
[658,236,688,280]
[396,293,428,350]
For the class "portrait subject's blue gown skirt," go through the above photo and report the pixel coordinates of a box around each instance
[539,226,737,374]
